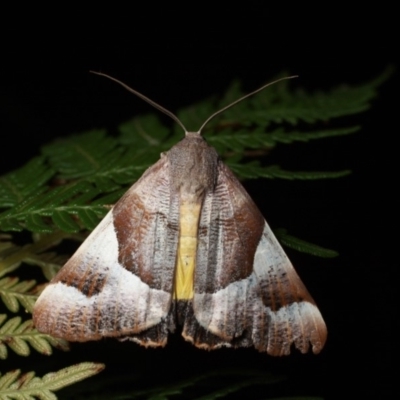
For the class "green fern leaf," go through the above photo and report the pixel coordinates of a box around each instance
[269,126,360,144]
[267,397,323,400]
[207,126,359,157]
[0,362,104,400]
[0,181,106,233]
[177,96,219,134]
[0,315,6,359]
[0,277,37,313]
[23,251,65,281]
[25,214,53,233]
[43,127,162,189]
[112,369,283,400]
[0,231,69,278]
[70,208,99,230]
[275,229,339,258]
[0,157,55,209]
[118,114,171,146]
[193,377,277,400]
[0,216,23,232]
[207,128,274,154]
[184,68,392,131]
[0,241,23,277]
[41,130,119,179]
[229,163,351,180]
[247,68,391,126]
[0,69,391,234]
[0,235,13,252]
[0,314,69,359]
[51,210,81,232]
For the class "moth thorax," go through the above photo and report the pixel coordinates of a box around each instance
[168,134,219,201]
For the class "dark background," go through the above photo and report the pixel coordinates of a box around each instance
[1,12,397,399]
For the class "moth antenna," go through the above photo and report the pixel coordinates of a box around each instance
[91,71,297,137]
[197,75,298,134]
[90,71,188,134]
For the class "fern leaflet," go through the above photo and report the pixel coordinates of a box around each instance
[0,277,37,313]
[0,314,69,359]
[0,362,104,400]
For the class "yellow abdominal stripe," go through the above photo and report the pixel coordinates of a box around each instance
[174,202,201,300]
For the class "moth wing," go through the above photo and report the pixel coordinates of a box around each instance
[33,157,179,345]
[185,162,327,355]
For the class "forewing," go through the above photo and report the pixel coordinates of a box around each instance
[188,162,327,355]
[33,157,178,344]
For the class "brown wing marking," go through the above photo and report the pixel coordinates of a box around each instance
[185,162,327,355]
[33,158,178,345]
[250,226,327,355]
[189,161,264,340]
[194,163,265,292]
[113,157,179,292]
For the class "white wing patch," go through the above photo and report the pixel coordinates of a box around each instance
[193,223,327,355]
[34,211,171,341]
[33,156,178,342]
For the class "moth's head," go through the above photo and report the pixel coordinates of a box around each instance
[170,132,217,160]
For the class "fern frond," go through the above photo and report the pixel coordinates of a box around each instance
[275,229,339,258]
[263,397,323,400]
[229,163,351,180]
[206,126,359,155]
[0,234,13,252]
[180,67,392,131]
[0,181,111,233]
[0,129,168,233]
[118,114,171,146]
[41,130,120,180]
[177,92,221,132]
[0,314,69,359]
[245,67,392,126]
[0,157,55,209]
[23,252,67,281]
[0,362,104,400]
[111,369,283,400]
[0,231,70,277]
[0,69,391,234]
[0,237,23,277]
[43,126,166,187]
[268,126,360,144]
[0,277,37,313]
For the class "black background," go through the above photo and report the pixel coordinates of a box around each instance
[1,10,397,399]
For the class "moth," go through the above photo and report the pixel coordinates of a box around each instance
[33,73,327,356]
